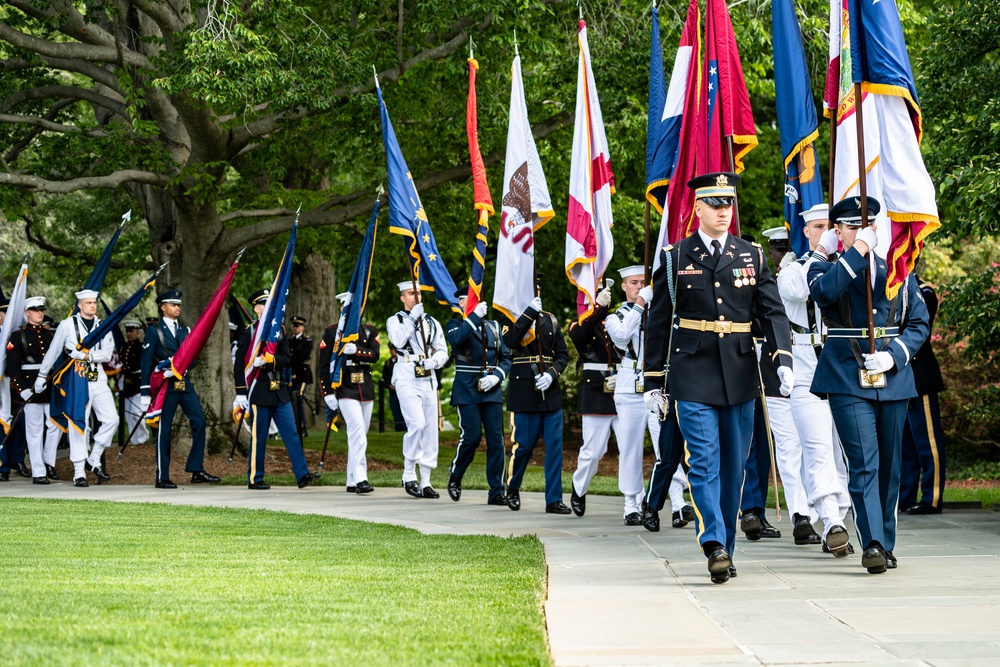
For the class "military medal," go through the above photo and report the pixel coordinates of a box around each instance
[750,277,756,285]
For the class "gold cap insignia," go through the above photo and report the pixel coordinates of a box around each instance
[716,174,729,187]
[854,198,861,208]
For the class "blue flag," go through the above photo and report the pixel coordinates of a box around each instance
[377,86,460,312]
[72,214,127,316]
[773,0,825,257]
[244,225,297,396]
[848,0,920,109]
[330,199,380,389]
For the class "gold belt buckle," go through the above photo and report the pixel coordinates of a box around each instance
[858,369,887,389]
[268,379,281,391]
[350,372,364,384]
[715,321,732,335]
[173,379,186,391]
[86,369,99,382]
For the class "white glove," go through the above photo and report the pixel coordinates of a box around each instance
[342,342,357,355]
[855,227,878,255]
[478,375,500,392]
[604,374,617,392]
[474,302,488,318]
[324,394,339,411]
[777,366,795,397]
[421,358,438,371]
[779,252,797,269]
[596,285,612,308]
[863,351,895,373]
[233,395,249,412]
[70,350,87,360]
[529,296,542,312]
[637,286,654,306]
[817,228,839,255]
[340,293,353,306]
[252,356,267,367]
[19,389,32,401]
[33,377,46,394]
[409,302,424,319]
[643,389,667,418]
[163,369,175,379]
[534,372,553,392]
[140,395,152,410]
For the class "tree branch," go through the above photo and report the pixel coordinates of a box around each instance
[1,56,120,90]
[5,99,76,164]
[23,217,150,269]
[0,84,127,117]
[0,169,169,193]
[0,113,108,137]
[219,207,294,223]
[0,21,152,69]
[129,0,187,35]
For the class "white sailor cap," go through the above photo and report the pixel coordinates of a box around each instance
[336,291,352,302]
[800,203,830,223]
[25,296,46,310]
[762,226,790,244]
[617,265,645,279]
[75,289,99,300]
[123,319,142,329]
[397,281,421,293]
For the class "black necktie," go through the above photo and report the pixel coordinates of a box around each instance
[711,239,722,263]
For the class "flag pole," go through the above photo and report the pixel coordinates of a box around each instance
[725,137,742,238]
[852,82,877,359]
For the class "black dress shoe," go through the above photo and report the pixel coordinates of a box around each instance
[862,546,887,574]
[155,479,178,489]
[728,565,737,578]
[447,474,461,502]
[759,516,782,538]
[85,462,110,484]
[402,480,422,498]
[248,482,271,490]
[643,506,660,532]
[191,471,221,484]
[355,480,374,494]
[421,486,440,499]
[570,487,586,516]
[346,486,356,493]
[73,477,89,487]
[707,547,732,584]
[298,471,321,489]
[824,525,851,557]
[671,511,688,528]
[740,511,762,540]
[46,464,59,480]
[624,512,642,526]
[546,501,572,515]
[906,503,942,515]
[33,476,50,485]
[507,489,521,511]
[792,513,818,545]
[884,550,897,569]
[822,539,855,556]
[0,472,9,482]
[681,504,696,523]
[487,494,507,506]
[15,462,31,478]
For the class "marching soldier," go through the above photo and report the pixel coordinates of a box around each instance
[808,197,930,573]
[140,291,219,489]
[288,315,313,440]
[643,172,793,584]
[566,283,623,519]
[445,289,511,505]
[233,289,320,490]
[6,297,61,483]
[385,281,448,498]
[500,295,571,514]
[119,320,149,446]
[35,288,120,486]
[318,291,381,494]
[773,207,854,556]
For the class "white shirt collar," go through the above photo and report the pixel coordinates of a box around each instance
[697,228,728,251]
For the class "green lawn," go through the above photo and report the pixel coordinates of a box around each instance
[0,499,550,667]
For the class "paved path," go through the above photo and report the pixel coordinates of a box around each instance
[3,481,999,666]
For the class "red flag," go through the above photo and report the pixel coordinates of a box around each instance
[464,57,494,316]
[705,0,757,175]
[665,0,702,244]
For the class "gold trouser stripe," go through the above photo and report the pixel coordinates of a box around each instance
[250,407,259,482]
[682,437,706,544]
[923,395,942,507]
[507,412,518,483]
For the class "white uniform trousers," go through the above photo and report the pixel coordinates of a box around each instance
[124,394,149,445]
[68,379,119,477]
[764,396,812,520]
[340,398,373,486]
[572,413,619,496]
[789,384,851,537]
[613,390,660,515]
[668,466,688,514]
[25,403,60,475]
[396,377,439,477]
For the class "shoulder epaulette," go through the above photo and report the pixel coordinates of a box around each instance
[664,244,674,251]
[751,241,762,248]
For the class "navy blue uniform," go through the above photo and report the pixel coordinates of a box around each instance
[808,248,930,554]
[141,319,206,482]
[446,312,512,501]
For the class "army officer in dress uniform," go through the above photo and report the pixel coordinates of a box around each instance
[445,288,511,505]
[643,172,794,584]
[807,196,930,574]
[288,315,313,441]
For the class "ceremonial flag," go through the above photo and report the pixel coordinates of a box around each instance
[51,272,157,434]
[825,0,939,297]
[493,53,554,335]
[464,57,495,317]
[663,0,703,245]
[378,84,461,313]
[773,0,825,258]
[329,198,380,390]
[566,19,615,321]
[0,257,28,431]
[72,211,129,316]
[244,226,296,397]
[146,256,242,428]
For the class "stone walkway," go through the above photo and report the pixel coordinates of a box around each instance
[2,480,999,666]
